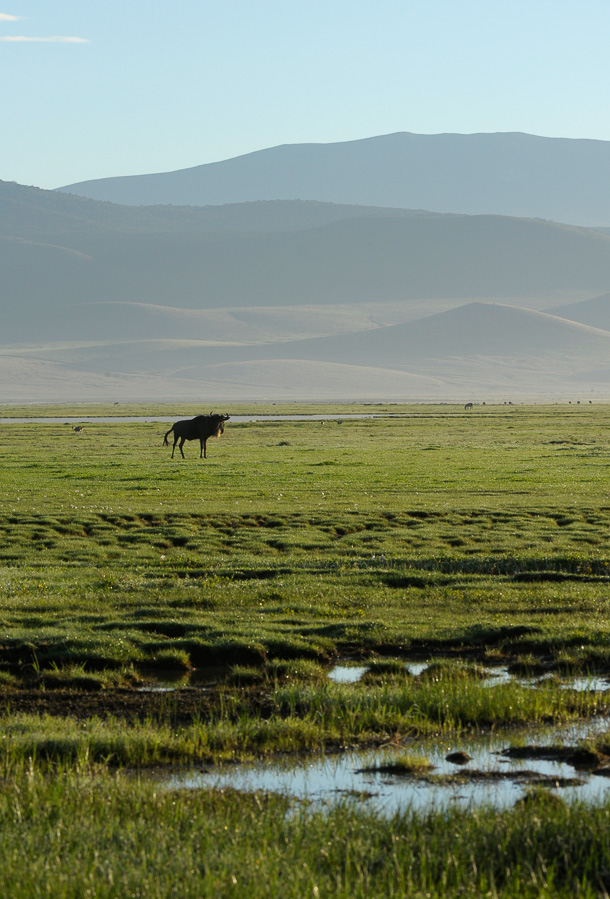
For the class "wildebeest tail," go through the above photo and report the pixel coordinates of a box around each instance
[163,426,174,446]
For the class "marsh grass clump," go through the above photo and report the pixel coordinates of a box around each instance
[266,658,325,683]
[140,647,192,671]
[588,731,610,760]
[226,665,265,686]
[508,654,555,677]
[416,660,489,683]
[361,752,435,777]
[515,786,565,808]
[0,671,16,688]
[389,752,435,774]
[36,663,144,691]
[361,658,409,683]
[553,644,610,675]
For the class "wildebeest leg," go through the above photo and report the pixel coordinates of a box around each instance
[199,439,205,458]
[179,438,186,459]
[171,438,176,459]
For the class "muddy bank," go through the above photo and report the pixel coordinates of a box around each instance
[0,687,220,725]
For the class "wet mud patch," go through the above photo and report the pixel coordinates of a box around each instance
[499,744,610,771]
[358,759,586,789]
[434,769,586,787]
[0,687,220,725]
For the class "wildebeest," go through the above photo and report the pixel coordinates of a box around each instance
[163,413,229,459]
[464,402,473,411]
[72,425,84,433]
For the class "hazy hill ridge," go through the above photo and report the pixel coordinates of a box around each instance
[4,179,610,320]
[4,303,604,404]
[1,179,424,237]
[2,178,610,400]
[58,131,610,226]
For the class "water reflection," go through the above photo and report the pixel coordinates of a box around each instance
[327,666,369,684]
[166,717,610,813]
[327,663,610,693]
[0,414,387,425]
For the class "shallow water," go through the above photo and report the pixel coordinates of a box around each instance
[327,663,610,693]
[166,716,610,813]
[0,414,388,425]
[137,668,223,692]
[141,663,610,695]
[327,666,369,684]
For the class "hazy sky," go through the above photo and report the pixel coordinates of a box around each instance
[3,0,610,189]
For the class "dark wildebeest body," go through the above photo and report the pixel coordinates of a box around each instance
[164,414,229,459]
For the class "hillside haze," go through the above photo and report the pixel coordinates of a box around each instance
[2,178,610,402]
[5,180,610,326]
[58,132,610,226]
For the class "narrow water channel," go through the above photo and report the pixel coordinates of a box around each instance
[0,414,388,424]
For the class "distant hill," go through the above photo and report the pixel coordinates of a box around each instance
[0,179,421,237]
[549,292,610,331]
[58,131,610,226]
[5,183,610,333]
[157,302,609,371]
[220,302,610,367]
[3,179,610,401]
[2,303,607,403]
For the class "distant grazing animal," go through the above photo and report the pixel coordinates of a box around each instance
[464,402,473,411]
[163,413,229,459]
[72,426,84,433]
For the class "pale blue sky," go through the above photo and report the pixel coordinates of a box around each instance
[2,0,610,189]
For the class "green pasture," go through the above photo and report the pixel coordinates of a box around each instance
[0,403,609,678]
[1,402,610,896]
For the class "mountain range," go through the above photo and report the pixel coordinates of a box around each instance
[58,131,610,227]
[2,132,610,403]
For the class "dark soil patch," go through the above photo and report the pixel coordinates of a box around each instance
[357,762,585,787]
[499,744,610,770]
[0,687,220,725]
[433,770,586,787]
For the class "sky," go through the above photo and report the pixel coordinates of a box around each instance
[3,0,610,189]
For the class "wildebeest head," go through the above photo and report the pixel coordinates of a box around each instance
[209,412,230,437]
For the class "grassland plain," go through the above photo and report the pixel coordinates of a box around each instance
[1,402,610,896]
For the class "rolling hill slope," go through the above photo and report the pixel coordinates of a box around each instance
[1,179,421,237]
[2,303,606,403]
[3,179,610,401]
[4,203,610,332]
[550,292,610,331]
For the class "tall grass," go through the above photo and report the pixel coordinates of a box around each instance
[0,766,609,897]
[1,676,605,766]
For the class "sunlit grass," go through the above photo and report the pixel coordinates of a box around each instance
[0,675,605,767]
[0,404,608,679]
[0,765,609,897]
[1,403,610,893]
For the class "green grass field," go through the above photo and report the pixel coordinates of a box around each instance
[1,403,610,896]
